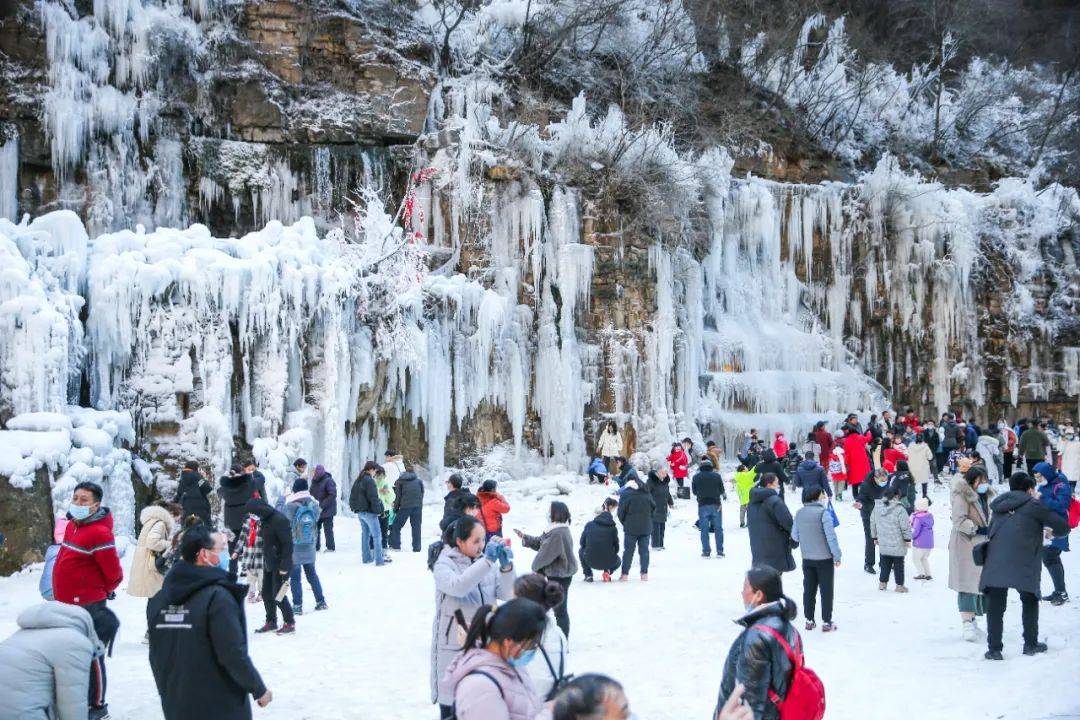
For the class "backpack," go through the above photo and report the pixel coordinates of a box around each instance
[293,501,319,546]
[751,624,826,720]
[539,634,573,701]
[449,669,504,719]
[1068,497,1080,530]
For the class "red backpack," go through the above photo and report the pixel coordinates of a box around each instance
[1068,497,1080,530]
[752,624,826,720]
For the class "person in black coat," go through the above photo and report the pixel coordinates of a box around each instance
[439,473,473,528]
[717,566,801,720]
[218,464,256,577]
[148,525,271,720]
[754,450,789,498]
[308,465,337,552]
[244,498,295,633]
[980,472,1071,660]
[175,462,212,526]
[242,461,267,501]
[793,452,832,498]
[692,459,728,557]
[390,471,425,552]
[617,477,655,579]
[889,461,916,511]
[613,456,641,488]
[646,466,675,550]
[746,475,795,573]
[854,468,887,573]
[579,498,621,582]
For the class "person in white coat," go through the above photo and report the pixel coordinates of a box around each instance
[513,573,570,701]
[430,515,516,719]
[383,449,406,485]
[596,421,623,468]
[1060,429,1080,491]
[905,434,935,499]
[975,429,1003,484]
[0,601,104,720]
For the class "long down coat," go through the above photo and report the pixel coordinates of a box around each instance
[947,476,994,595]
[127,505,177,598]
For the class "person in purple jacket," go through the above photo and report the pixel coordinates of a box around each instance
[308,464,338,552]
[911,496,935,580]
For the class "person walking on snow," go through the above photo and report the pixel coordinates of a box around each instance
[283,478,328,614]
[792,487,841,632]
[175,461,212,526]
[647,461,675,549]
[854,468,887,575]
[308,464,337,552]
[693,458,728,557]
[1033,462,1071,605]
[666,442,690,490]
[390,468,426,551]
[910,497,935,580]
[52,481,122,720]
[871,488,912,592]
[515,501,578,639]
[349,461,389,566]
[617,477,655,580]
[245,498,296,635]
[148,526,272,719]
[948,466,994,642]
[0,601,104,720]
[980,472,1070,660]
[476,480,511,541]
[734,464,756,527]
[127,501,182,639]
[975,429,1003,484]
[746,474,795,574]
[794,451,832,498]
[429,516,516,719]
[827,434,847,500]
[906,433,934,499]
[579,498,621,583]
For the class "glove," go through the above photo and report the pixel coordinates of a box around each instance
[975,526,989,536]
[496,544,514,569]
[483,539,502,564]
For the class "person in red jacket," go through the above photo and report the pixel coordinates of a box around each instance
[881,437,908,473]
[667,442,690,490]
[842,428,871,495]
[476,480,511,540]
[53,480,123,720]
[772,432,789,460]
[813,421,834,470]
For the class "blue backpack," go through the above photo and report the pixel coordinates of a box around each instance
[293,501,319,547]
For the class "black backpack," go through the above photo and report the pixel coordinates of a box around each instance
[539,638,573,701]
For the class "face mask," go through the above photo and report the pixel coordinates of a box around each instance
[69,504,92,520]
[875,480,887,487]
[508,647,537,668]
[744,601,756,612]
[1036,478,1048,487]
[976,484,989,494]
[216,550,231,572]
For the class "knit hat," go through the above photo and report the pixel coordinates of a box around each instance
[292,478,309,493]
[915,497,930,512]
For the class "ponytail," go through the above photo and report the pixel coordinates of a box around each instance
[459,598,548,653]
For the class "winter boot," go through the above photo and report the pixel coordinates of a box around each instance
[805,620,816,631]
[275,623,296,635]
[618,574,629,582]
[822,622,836,633]
[1022,642,1048,655]
[984,650,1003,661]
[640,573,648,581]
[315,601,328,611]
[89,705,111,720]
[895,585,909,593]
[961,620,978,642]
[878,582,887,591]
[701,551,710,558]
[864,564,876,575]
[584,575,595,583]
[602,571,612,582]
[255,622,278,634]
[294,606,303,616]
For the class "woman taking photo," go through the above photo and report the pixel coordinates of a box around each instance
[430,516,516,718]
[515,501,578,638]
[443,598,547,720]
[948,466,994,642]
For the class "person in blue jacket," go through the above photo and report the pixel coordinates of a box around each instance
[588,455,609,484]
[1034,461,1071,605]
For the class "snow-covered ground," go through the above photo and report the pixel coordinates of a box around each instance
[1,475,1078,719]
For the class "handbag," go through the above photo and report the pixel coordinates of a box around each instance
[972,510,1013,566]
[826,500,840,528]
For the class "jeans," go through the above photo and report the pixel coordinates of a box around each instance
[289,562,326,608]
[802,559,835,623]
[860,506,877,569]
[879,554,905,586]
[984,586,1039,652]
[651,522,666,548]
[390,506,423,551]
[262,571,294,626]
[1043,546,1067,594]
[698,505,723,554]
[359,513,385,564]
[316,516,335,551]
[621,533,650,575]
[588,470,607,483]
[913,548,932,577]
[550,576,572,638]
[579,546,619,580]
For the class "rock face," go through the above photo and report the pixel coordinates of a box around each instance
[0,0,1077,506]
[0,468,53,575]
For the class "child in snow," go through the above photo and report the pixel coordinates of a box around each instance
[734,464,756,528]
[828,441,847,501]
[910,496,934,580]
[587,455,609,484]
[871,487,912,592]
